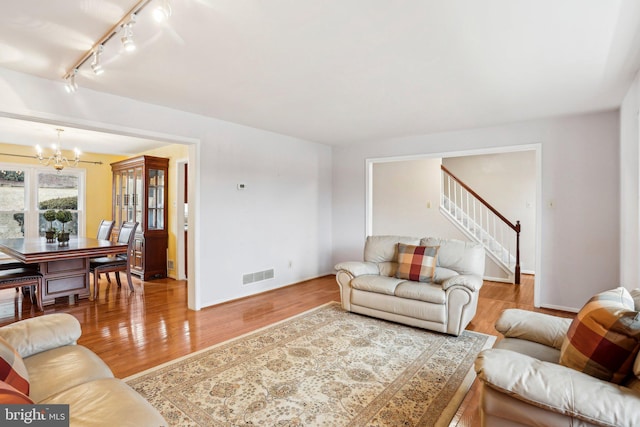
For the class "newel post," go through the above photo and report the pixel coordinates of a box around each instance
[515,221,521,285]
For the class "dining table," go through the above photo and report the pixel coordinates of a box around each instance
[0,237,128,305]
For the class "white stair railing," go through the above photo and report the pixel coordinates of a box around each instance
[440,165,521,284]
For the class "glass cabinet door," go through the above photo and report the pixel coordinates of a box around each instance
[126,168,136,223]
[147,168,165,230]
[135,166,143,228]
[117,171,128,226]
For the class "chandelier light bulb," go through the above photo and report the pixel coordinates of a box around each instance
[35,129,81,173]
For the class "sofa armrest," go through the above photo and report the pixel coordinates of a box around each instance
[0,313,82,358]
[442,274,482,292]
[495,309,571,349]
[334,261,379,278]
[475,348,640,427]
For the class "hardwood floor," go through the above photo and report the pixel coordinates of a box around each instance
[0,273,573,426]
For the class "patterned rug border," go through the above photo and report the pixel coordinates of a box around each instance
[124,302,342,382]
[125,302,496,426]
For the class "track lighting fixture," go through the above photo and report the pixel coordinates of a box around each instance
[90,46,104,75]
[121,16,137,52]
[61,0,171,92]
[153,0,172,23]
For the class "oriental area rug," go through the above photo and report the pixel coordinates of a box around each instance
[125,302,495,426]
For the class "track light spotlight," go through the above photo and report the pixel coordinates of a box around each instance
[64,71,78,93]
[153,0,172,23]
[62,0,170,90]
[121,15,137,52]
[91,45,104,75]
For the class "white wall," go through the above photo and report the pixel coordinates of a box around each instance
[333,111,620,311]
[620,69,640,290]
[0,68,334,310]
[373,158,454,236]
[443,151,536,273]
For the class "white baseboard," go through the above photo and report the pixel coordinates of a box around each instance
[483,276,512,283]
[540,303,579,313]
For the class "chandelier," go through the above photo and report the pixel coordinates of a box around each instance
[35,129,80,173]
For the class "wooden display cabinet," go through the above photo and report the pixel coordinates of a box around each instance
[111,155,169,280]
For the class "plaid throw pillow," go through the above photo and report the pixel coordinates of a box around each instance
[0,336,29,395]
[395,243,439,283]
[559,287,640,384]
[0,380,33,404]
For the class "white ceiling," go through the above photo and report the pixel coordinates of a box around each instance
[0,0,639,152]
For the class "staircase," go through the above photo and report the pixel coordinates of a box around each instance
[440,165,521,284]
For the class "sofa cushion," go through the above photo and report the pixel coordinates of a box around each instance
[559,287,640,384]
[632,288,640,311]
[0,313,81,359]
[395,243,438,282]
[24,345,114,403]
[0,335,29,395]
[41,378,167,427]
[351,275,404,296]
[433,267,458,284]
[394,281,445,304]
[351,290,447,324]
[494,337,561,364]
[364,235,420,263]
[378,261,398,277]
[421,237,485,276]
[0,380,33,404]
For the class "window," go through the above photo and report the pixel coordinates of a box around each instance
[37,171,80,236]
[0,169,26,238]
[0,164,85,239]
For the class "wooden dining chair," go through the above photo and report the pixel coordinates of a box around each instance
[90,221,138,300]
[0,259,40,303]
[0,267,43,311]
[96,219,115,240]
[96,219,115,283]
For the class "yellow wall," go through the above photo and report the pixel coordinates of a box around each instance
[0,142,127,236]
[135,144,189,279]
[0,141,188,280]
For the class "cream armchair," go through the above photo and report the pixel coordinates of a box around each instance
[475,304,640,427]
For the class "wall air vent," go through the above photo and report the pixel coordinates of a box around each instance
[242,268,275,285]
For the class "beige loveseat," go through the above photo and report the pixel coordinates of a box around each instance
[475,288,640,427]
[0,313,166,426]
[335,235,485,336]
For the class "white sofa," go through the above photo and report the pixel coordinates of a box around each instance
[335,235,485,336]
[474,289,640,427]
[0,313,166,426]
